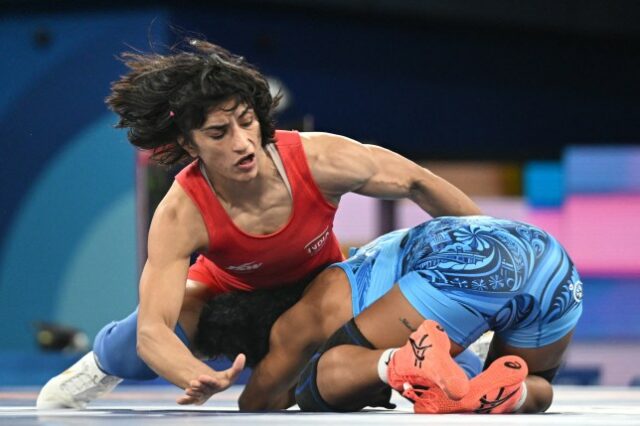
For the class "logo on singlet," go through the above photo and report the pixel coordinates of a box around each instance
[572,280,583,303]
[226,261,263,273]
[304,226,330,256]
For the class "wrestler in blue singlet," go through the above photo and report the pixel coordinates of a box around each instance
[333,216,583,349]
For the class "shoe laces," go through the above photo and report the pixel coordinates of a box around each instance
[59,372,118,403]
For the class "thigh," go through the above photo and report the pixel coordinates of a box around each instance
[293,266,355,338]
[354,285,465,355]
[487,249,583,379]
[269,266,354,349]
[486,328,575,380]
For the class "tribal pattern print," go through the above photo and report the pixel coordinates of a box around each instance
[401,217,549,294]
[339,216,582,343]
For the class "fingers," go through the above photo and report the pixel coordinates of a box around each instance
[232,353,246,371]
[185,387,204,397]
[226,353,246,382]
[178,386,212,406]
[176,396,191,405]
[180,356,248,407]
[197,355,247,391]
[178,380,210,406]
[177,393,201,405]
[177,395,194,405]
[189,379,205,392]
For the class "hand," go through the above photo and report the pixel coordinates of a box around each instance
[176,354,246,405]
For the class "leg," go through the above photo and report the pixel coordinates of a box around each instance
[94,280,209,379]
[414,243,583,414]
[303,286,472,410]
[411,330,576,414]
[485,329,575,413]
[355,286,464,353]
[312,219,582,414]
[239,267,354,411]
[480,245,583,413]
[317,346,388,411]
[37,280,210,409]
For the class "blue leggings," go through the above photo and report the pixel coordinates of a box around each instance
[93,308,190,380]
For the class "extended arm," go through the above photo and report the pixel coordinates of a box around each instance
[302,132,481,216]
[238,306,320,410]
[136,183,244,403]
[238,268,353,410]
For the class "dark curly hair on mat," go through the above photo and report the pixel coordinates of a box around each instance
[106,38,281,166]
[194,280,310,368]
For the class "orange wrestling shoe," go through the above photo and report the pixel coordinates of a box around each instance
[403,355,528,414]
[387,320,470,401]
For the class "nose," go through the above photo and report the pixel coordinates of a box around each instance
[231,128,252,153]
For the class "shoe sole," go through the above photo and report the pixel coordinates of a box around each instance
[413,354,528,414]
[406,320,470,401]
[469,355,528,414]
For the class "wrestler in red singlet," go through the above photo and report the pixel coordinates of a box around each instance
[175,130,344,294]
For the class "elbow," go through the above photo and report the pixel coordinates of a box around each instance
[238,389,274,411]
[136,326,155,362]
[238,393,260,411]
[238,394,249,411]
[238,390,288,411]
[411,174,482,217]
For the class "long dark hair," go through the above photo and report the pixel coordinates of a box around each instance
[194,279,310,368]
[106,39,281,165]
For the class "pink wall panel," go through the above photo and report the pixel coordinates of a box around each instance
[397,197,528,230]
[525,208,563,243]
[396,199,432,229]
[333,193,378,243]
[334,194,640,277]
[563,195,640,276]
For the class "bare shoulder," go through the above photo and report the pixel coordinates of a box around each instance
[299,132,376,198]
[300,132,370,159]
[149,181,209,256]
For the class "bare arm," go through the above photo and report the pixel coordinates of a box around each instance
[136,183,244,403]
[238,306,320,410]
[301,132,481,217]
[238,268,353,410]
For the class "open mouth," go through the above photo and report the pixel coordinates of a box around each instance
[236,153,255,166]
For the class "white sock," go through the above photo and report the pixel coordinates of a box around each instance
[377,348,398,384]
[511,382,528,412]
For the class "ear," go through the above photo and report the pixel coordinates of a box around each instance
[178,135,198,158]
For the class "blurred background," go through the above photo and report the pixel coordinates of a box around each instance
[1,0,639,388]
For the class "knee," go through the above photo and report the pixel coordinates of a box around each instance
[521,376,554,413]
[533,380,554,413]
[315,348,341,392]
[295,352,338,412]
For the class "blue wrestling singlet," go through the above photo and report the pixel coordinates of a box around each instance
[332,216,583,349]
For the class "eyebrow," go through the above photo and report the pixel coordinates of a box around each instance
[238,105,252,118]
[200,106,253,132]
[201,123,228,132]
